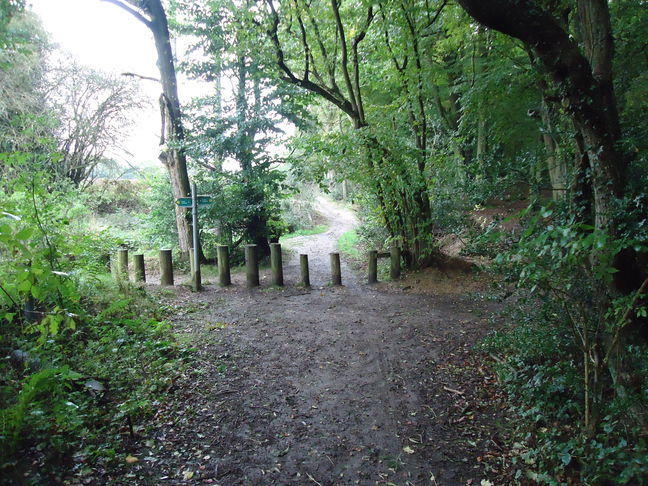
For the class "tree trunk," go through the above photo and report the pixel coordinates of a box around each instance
[455,0,625,235]
[101,0,194,256]
[539,98,567,200]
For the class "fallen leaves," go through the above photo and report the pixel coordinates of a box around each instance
[125,455,139,464]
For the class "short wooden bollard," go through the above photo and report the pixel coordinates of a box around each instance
[159,249,174,286]
[368,250,378,284]
[217,245,231,286]
[390,246,401,280]
[300,254,310,287]
[133,254,146,282]
[118,249,129,280]
[245,244,259,288]
[330,252,342,286]
[270,243,284,286]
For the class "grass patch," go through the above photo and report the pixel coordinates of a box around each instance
[338,229,360,259]
[280,225,327,240]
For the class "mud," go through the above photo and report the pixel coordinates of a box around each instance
[100,198,506,486]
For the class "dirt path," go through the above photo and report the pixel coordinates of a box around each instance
[106,198,505,486]
[282,196,360,288]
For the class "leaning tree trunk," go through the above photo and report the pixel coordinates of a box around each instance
[101,0,194,256]
[456,0,648,430]
[455,0,626,265]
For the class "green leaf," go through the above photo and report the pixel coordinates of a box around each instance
[18,279,32,293]
[31,285,42,299]
[15,227,35,241]
[560,452,572,465]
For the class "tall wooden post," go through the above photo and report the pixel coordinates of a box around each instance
[300,254,310,287]
[270,243,284,286]
[330,252,342,286]
[134,254,146,282]
[118,249,129,280]
[217,245,231,286]
[190,248,201,292]
[190,182,201,292]
[390,246,401,280]
[245,244,260,288]
[160,249,174,286]
[368,250,378,284]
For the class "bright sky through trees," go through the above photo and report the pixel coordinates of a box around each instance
[29,0,181,168]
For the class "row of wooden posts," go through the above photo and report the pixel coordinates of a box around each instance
[113,243,402,290]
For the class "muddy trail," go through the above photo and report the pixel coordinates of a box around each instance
[107,198,507,486]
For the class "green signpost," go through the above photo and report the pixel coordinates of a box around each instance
[174,190,213,292]
[175,196,213,208]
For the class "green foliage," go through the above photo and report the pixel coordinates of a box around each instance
[0,152,190,481]
[140,169,178,250]
[280,225,327,240]
[86,179,148,215]
[482,203,648,484]
[280,181,321,233]
[337,229,360,260]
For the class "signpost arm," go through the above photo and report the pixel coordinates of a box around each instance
[191,182,201,291]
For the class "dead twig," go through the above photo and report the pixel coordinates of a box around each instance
[307,473,323,486]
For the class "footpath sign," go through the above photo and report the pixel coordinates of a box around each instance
[174,187,213,291]
[175,196,213,208]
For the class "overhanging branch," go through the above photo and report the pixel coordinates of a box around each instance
[99,0,153,27]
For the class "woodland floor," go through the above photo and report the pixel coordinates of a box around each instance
[88,198,512,486]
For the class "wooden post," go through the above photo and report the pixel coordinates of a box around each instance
[133,254,146,282]
[245,244,259,288]
[330,252,342,286]
[217,245,231,286]
[159,249,174,286]
[368,250,378,284]
[190,182,201,292]
[190,248,201,291]
[118,249,129,280]
[300,254,310,287]
[390,246,401,280]
[270,243,284,286]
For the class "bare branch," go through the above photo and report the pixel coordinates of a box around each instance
[99,0,153,27]
[121,72,160,83]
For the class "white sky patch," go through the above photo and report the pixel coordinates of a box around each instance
[27,0,291,175]
[28,0,213,169]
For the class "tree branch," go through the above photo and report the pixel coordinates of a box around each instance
[330,0,358,114]
[99,0,153,27]
[121,72,160,83]
[265,0,357,119]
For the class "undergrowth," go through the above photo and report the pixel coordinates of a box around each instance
[0,155,193,484]
[479,202,648,484]
[0,282,193,485]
